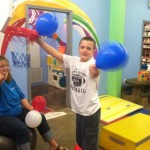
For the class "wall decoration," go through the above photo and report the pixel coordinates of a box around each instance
[8,0,99,53]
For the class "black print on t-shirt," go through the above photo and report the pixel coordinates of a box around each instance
[71,67,87,93]
[72,68,87,87]
[72,74,85,86]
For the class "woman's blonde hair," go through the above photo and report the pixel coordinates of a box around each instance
[0,55,12,82]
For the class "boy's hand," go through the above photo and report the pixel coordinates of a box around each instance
[35,36,42,44]
[89,64,100,78]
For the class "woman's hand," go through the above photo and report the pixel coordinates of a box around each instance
[21,99,34,111]
[89,64,100,78]
[0,73,5,84]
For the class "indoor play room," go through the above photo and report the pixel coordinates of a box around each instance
[1,0,150,150]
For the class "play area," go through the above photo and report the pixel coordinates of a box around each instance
[100,113,150,150]
[99,94,150,150]
[100,95,143,124]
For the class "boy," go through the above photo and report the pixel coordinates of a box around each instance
[36,36,101,150]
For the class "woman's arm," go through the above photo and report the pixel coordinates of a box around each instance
[0,73,4,84]
[21,99,33,111]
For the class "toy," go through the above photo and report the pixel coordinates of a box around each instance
[96,41,128,70]
[35,13,58,36]
[137,70,150,81]
[74,144,82,150]
[32,96,47,111]
[25,110,42,128]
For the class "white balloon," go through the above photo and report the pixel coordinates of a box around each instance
[25,110,42,128]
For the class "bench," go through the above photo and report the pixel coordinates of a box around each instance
[139,92,150,97]
[139,92,150,107]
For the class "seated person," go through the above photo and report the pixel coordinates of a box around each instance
[0,55,68,150]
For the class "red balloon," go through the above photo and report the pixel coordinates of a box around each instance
[74,144,82,150]
[32,96,47,111]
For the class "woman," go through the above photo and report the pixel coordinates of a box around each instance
[0,55,68,150]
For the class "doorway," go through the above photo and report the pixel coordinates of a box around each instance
[26,5,72,109]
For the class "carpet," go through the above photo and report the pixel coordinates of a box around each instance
[35,108,76,150]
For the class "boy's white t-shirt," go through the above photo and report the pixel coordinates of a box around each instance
[63,54,101,116]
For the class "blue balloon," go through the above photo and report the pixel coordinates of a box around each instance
[36,13,58,36]
[96,41,128,70]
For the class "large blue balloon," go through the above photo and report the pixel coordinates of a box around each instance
[36,13,58,36]
[96,41,128,70]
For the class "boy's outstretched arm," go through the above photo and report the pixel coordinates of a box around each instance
[36,37,64,63]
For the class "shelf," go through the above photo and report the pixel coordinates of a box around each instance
[143,43,150,44]
[142,61,150,64]
[143,47,150,49]
[143,36,150,37]
[142,21,150,67]
[144,29,150,31]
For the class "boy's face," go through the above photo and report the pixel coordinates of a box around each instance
[78,40,95,62]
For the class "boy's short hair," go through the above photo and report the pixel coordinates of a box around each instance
[79,36,96,49]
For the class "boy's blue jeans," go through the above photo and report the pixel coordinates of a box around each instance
[76,108,100,150]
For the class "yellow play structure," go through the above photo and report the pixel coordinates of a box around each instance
[100,113,150,150]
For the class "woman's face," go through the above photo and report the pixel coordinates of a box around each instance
[0,60,10,80]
